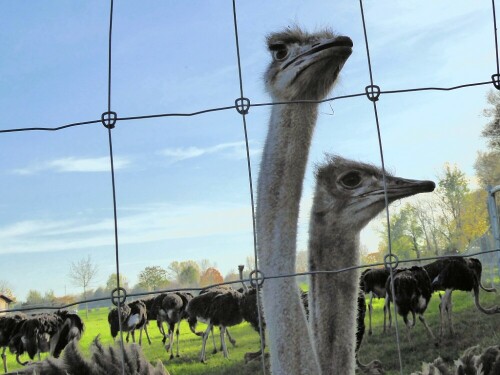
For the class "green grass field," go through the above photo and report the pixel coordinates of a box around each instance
[4,290,500,374]
[358,290,500,374]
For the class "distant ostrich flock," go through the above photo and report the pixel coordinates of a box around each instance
[0,310,83,373]
[1,255,498,374]
[1,26,500,375]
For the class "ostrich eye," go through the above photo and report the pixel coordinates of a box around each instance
[340,171,362,189]
[272,47,288,61]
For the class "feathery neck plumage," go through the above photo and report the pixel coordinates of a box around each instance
[308,184,360,375]
[256,101,322,375]
[257,102,318,271]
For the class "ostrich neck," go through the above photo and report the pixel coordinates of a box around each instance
[257,102,321,374]
[309,210,360,375]
[257,103,317,271]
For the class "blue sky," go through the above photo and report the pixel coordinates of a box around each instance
[0,1,497,300]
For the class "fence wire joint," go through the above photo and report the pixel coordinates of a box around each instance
[383,253,400,271]
[101,111,117,129]
[492,74,500,90]
[111,287,127,306]
[365,85,381,102]
[249,269,265,288]
[235,97,251,115]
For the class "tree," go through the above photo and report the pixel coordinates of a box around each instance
[435,163,470,251]
[0,280,14,299]
[377,208,414,261]
[105,273,129,291]
[178,264,200,287]
[224,270,240,283]
[25,290,44,306]
[401,204,425,260]
[481,90,500,150]
[54,294,76,307]
[361,250,383,265]
[44,290,56,305]
[198,259,216,275]
[68,255,98,318]
[474,150,500,188]
[137,266,169,291]
[474,91,500,188]
[167,260,201,286]
[457,190,489,247]
[413,199,445,256]
[199,267,224,287]
[167,261,182,281]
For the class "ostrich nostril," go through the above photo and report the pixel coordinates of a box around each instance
[312,43,320,48]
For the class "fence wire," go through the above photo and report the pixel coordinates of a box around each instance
[1,1,500,375]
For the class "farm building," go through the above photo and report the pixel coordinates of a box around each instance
[0,294,14,315]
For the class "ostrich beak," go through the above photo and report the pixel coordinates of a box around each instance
[282,36,353,72]
[384,176,435,202]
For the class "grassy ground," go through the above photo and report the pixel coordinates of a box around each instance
[4,290,500,374]
[4,308,266,375]
[358,290,500,374]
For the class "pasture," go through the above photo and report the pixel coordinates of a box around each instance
[4,289,500,374]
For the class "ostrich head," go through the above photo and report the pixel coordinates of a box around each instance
[312,155,435,231]
[264,26,352,101]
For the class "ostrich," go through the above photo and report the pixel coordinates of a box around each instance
[49,310,85,358]
[156,293,183,358]
[355,289,384,375]
[186,287,245,363]
[197,285,238,353]
[8,310,84,367]
[127,300,150,346]
[411,345,500,375]
[108,300,149,346]
[452,345,500,375]
[240,286,268,364]
[141,294,168,341]
[383,266,436,344]
[0,313,26,372]
[234,265,268,364]
[156,291,193,359]
[14,336,169,375]
[308,155,435,374]
[423,256,500,337]
[360,268,390,335]
[256,26,353,374]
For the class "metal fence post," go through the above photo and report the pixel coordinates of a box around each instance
[487,185,500,277]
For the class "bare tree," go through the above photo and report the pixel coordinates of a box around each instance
[0,280,14,298]
[68,255,98,318]
[198,259,216,275]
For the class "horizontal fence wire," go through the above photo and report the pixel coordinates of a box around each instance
[0,81,496,134]
[2,248,499,315]
[1,1,500,374]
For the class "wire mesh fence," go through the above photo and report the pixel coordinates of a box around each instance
[1,1,500,374]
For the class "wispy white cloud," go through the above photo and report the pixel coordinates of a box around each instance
[12,156,131,175]
[0,202,254,255]
[159,141,261,163]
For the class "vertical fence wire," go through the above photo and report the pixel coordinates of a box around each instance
[105,0,126,373]
[358,1,404,374]
[492,0,500,75]
[231,1,267,373]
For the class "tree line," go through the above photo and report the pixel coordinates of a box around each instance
[17,257,246,310]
